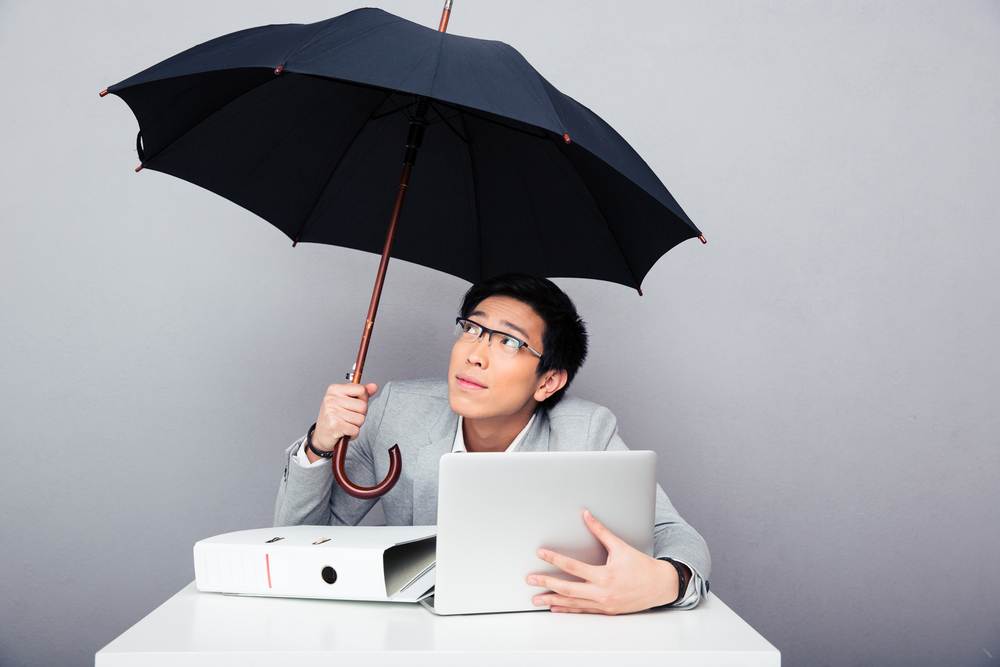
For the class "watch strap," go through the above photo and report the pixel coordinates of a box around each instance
[306,423,335,459]
[659,557,688,606]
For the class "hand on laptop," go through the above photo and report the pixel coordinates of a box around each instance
[527,510,684,615]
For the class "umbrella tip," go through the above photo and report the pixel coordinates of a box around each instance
[699,235,707,244]
[292,237,299,247]
[635,284,643,296]
[135,163,145,173]
[438,0,453,32]
[99,88,109,97]
[274,65,284,75]
[563,133,571,144]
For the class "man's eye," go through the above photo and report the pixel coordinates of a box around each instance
[500,336,521,349]
[463,322,478,334]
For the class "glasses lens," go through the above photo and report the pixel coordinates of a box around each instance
[455,319,480,341]
[492,334,522,358]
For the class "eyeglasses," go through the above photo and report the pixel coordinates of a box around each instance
[454,318,542,359]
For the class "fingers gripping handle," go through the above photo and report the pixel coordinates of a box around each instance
[332,436,401,499]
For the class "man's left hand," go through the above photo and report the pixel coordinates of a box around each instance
[527,510,683,615]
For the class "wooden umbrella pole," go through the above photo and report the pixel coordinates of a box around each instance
[347,163,413,388]
[332,100,432,499]
[331,2,450,499]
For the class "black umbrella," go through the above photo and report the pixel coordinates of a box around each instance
[102,3,704,499]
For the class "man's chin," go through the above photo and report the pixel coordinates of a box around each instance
[448,390,480,419]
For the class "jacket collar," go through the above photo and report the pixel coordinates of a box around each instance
[410,405,552,525]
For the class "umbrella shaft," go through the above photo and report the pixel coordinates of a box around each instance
[350,162,414,385]
[350,99,432,384]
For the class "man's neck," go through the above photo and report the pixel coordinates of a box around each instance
[462,405,537,453]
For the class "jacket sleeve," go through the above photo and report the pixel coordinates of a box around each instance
[588,405,712,608]
[273,383,394,527]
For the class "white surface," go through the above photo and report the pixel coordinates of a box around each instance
[96,582,779,666]
[435,450,657,614]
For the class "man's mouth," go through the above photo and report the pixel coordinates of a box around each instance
[455,374,486,390]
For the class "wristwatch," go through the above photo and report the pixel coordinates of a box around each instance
[306,423,335,459]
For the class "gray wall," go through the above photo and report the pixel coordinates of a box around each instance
[1,1,997,665]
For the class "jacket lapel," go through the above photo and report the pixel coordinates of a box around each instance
[517,408,551,452]
[411,406,458,526]
[411,406,551,525]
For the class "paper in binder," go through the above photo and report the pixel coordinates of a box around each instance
[194,525,436,603]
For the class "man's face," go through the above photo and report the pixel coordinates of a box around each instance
[448,295,548,423]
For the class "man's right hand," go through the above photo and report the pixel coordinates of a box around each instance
[306,382,379,464]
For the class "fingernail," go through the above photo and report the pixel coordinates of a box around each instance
[527,577,537,586]
[584,510,594,520]
[533,598,545,606]
[537,550,546,559]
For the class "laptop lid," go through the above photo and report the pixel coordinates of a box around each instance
[426,450,657,615]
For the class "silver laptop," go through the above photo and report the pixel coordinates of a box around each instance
[421,450,657,615]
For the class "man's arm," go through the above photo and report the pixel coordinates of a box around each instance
[273,382,382,527]
[531,403,711,613]
[528,510,692,614]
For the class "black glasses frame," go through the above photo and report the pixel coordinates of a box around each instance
[454,317,543,358]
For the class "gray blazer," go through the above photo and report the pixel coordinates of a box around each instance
[274,378,711,584]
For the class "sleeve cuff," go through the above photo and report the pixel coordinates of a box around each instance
[657,558,707,610]
[294,437,329,469]
[670,569,704,609]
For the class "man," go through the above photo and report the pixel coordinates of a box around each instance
[275,274,710,614]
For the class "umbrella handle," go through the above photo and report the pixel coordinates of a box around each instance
[332,436,402,500]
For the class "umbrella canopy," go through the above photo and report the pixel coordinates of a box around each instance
[106,7,702,291]
[104,6,705,499]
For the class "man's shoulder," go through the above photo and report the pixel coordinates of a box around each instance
[539,395,620,450]
[546,394,612,419]
[384,377,449,400]
[367,379,452,436]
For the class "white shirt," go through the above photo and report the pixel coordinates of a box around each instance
[451,413,536,453]
[295,412,537,467]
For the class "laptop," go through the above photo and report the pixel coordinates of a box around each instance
[421,450,657,615]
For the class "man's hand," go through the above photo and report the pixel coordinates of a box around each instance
[306,382,378,463]
[526,510,685,615]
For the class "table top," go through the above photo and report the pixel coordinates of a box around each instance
[96,582,779,667]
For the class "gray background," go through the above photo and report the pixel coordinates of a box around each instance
[1,1,998,665]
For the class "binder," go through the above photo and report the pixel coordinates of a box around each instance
[194,525,436,603]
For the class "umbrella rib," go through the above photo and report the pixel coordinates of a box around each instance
[459,112,483,281]
[291,90,395,244]
[435,100,549,140]
[432,105,470,144]
[554,137,643,291]
[370,94,416,121]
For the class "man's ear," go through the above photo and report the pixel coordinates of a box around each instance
[534,368,568,402]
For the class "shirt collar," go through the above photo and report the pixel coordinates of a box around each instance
[452,412,537,453]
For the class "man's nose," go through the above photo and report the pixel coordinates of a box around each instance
[466,333,490,366]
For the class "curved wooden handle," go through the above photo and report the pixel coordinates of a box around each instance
[332,436,401,499]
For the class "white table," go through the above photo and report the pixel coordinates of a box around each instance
[96,582,779,666]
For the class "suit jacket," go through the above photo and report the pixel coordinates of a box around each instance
[274,378,711,584]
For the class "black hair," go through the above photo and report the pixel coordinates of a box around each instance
[459,273,588,408]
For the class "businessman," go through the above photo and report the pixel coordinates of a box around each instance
[275,273,710,614]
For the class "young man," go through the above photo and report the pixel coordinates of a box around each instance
[275,274,710,614]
